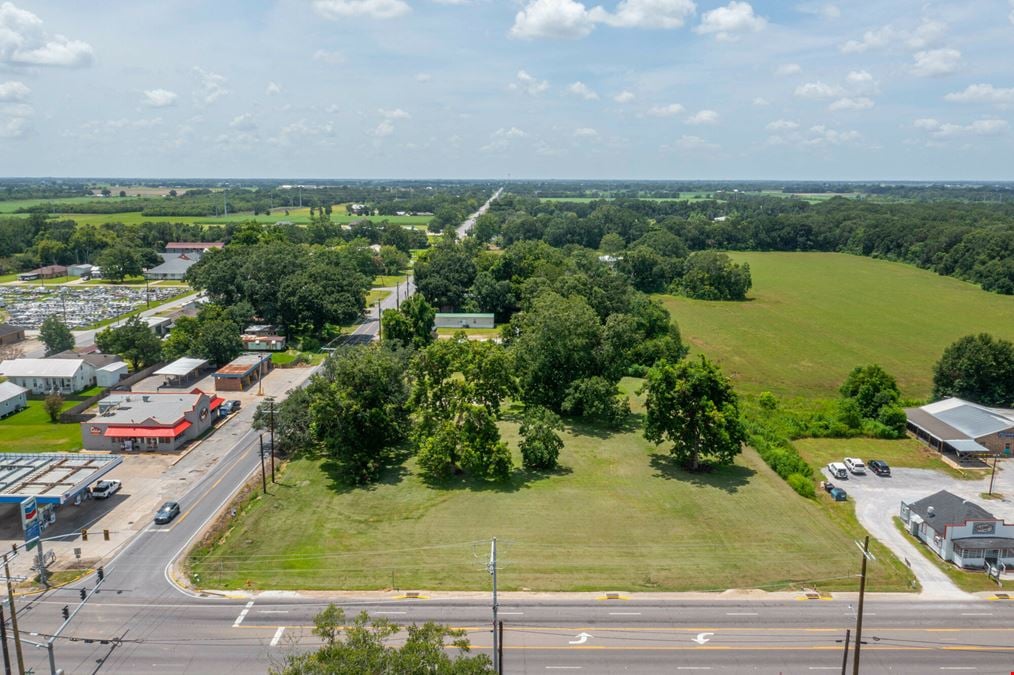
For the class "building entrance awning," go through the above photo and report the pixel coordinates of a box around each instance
[103,420,191,438]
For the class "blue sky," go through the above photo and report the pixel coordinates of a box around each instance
[0,0,1012,179]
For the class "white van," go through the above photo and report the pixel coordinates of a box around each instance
[827,462,848,480]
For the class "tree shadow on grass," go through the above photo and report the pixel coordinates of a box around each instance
[420,463,573,494]
[649,454,756,494]
[319,448,412,494]
[562,413,643,439]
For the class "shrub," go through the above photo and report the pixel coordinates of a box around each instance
[758,391,778,410]
[787,472,816,498]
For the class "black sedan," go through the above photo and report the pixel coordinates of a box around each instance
[867,459,891,477]
[154,501,181,524]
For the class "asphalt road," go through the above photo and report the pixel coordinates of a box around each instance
[16,191,1014,673]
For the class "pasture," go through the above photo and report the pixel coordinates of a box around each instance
[658,252,1014,399]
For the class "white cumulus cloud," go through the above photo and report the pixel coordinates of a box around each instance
[593,0,696,29]
[805,125,860,145]
[481,126,528,152]
[142,88,177,108]
[193,67,228,104]
[0,80,29,101]
[379,107,411,119]
[313,49,346,64]
[911,48,961,77]
[574,127,599,137]
[567,81,599,100]
[671,134,718,150]
[647,103,685,117]
[794,81,843,99]
[0,2,93,67]
[510,0,596,39]
[752,97,770,106]
[775,63,801,76]
[313,0,410,20]
[944,83,1014,104]
[914,117,1008,138]
[686,109,718,124]
[509,69,550,95]
[373,119,395,137]
[266,81,282,95]
[766,119,799,131]
[695,1,766,41]
[229,113,257,131]
[828,96,874,111]
[613,90,635,103]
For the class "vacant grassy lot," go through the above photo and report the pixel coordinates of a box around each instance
[658,252,1014,399]
[0,400,80,453]
[190,419,914,593]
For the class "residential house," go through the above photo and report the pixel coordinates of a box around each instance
[0,358,91,394]
[0,381,27,417]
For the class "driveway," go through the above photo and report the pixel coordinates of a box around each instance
[822,460,1012,598]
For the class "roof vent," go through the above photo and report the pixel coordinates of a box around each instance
[928,506,935,517]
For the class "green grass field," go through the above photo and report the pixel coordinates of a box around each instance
[0,196,137,213]
[189,417,914,592]
[657,252,1014,399]
[0,400,80,453]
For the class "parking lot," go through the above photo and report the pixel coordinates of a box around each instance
[821,457,1014,597]
[0,284,183,329]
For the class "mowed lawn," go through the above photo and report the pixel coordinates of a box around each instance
[0,400,81,453]
[190,420,913,592]
[658,252,1014,399]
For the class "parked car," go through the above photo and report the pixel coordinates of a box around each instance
[829,487,848,502]
[91,480,121,499]
[822,480,837,493]
[228,400,241,411]
[827,462,848,480]
[844,457,867,475]
[867,459,891,477]
[154,501,181,524]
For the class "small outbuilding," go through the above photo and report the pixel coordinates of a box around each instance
[433,313,495,329]
[0,381,28,418]
[96,362,129,387]
[68,264,93,277]
[213,353,273,391]
[0,323,25,346]
[241,334,287,352]
[153,357,209,388]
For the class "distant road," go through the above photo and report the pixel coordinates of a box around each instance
[456,187,503,239]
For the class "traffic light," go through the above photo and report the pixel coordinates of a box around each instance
[79,588,86,601]
[97,566,104,581]
[61,605,69,620]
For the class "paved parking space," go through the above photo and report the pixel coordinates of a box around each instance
[821,458,1014,598]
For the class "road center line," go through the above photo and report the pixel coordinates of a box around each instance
[270,627,286,647]
[233,601,254,627]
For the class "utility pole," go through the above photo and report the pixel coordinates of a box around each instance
[4,561,25,675]
[377,301,383,341]
[267,396,276,483]
[259,435,267,495]
[839,628,850,674]
[852,536,874,675]
[498,620,504,674]
[0,602,11,675]
[487,538,500,674]
[989,454,999,496]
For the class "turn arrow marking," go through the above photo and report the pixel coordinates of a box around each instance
[568,632,593,645]
[692,632,714,645]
